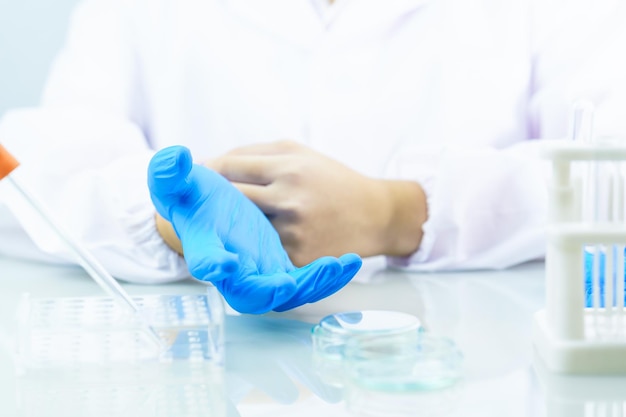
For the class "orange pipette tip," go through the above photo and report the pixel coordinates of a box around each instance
[0,144,20,180]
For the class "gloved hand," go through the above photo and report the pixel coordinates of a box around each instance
[584,247,626,307]
[148,145,362,314]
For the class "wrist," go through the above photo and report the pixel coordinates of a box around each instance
[155,212,184,255]
[377,179,427,257]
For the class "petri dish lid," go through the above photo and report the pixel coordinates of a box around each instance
[318,310,421,336]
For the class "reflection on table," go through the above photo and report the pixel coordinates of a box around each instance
[1,255,625,416]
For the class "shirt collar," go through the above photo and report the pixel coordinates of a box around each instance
[219,0,435,45]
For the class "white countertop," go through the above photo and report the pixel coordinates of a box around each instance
[1,254,624,417]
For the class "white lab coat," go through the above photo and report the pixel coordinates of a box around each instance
[0,0,625,283]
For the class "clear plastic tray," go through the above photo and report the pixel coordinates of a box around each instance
[14,287,226,417]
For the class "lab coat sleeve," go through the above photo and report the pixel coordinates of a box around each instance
[385,0,626,271]
[0,0,190,283]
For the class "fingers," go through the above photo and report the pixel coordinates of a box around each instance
[195,252,361,314]
[336,253,363,286]
[212,154,281,185]
[230,182,278,214]
[217,271,298,314]
[225,140,302,156]
[273,254,362,312]
[304,255,361,304]
[273,257,341,312]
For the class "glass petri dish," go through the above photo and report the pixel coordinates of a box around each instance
[342,334,463,416]
[343,333,463,392]
[312,310,422,360]
[311,310,422,386]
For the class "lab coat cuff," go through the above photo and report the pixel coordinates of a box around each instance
[115,193,191,283]
[103,151,191,283]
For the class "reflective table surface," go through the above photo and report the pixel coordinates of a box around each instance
[1,255,625,417]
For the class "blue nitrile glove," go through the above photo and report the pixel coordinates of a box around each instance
[584,248,626,307]
[147,145,362,314]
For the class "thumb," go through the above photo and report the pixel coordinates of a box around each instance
[148,145,240,281]
[147,145,196,221]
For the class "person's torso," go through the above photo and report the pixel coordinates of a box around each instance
[133,0,533,176]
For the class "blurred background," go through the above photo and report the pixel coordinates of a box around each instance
[0,0,80,260]
[0,0,80,116]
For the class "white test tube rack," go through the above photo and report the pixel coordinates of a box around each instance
[533,140,626,374]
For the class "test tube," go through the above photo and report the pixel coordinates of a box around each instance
[617,163,626,336]
[0,144,164,350]
[571,103,600,306]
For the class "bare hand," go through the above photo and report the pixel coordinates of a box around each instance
[208,141,427,266]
